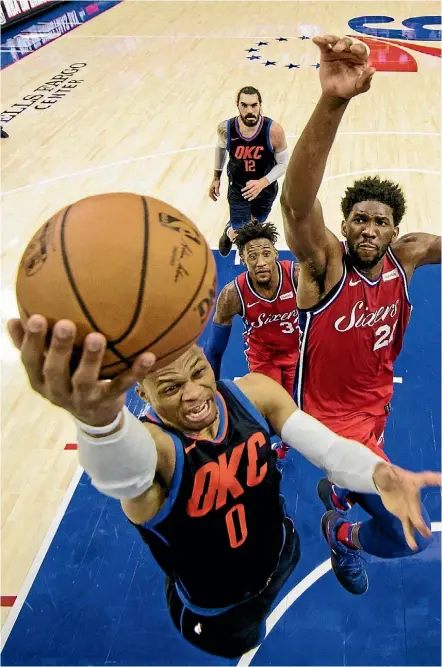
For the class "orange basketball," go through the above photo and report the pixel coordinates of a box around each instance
[16,193,217,377]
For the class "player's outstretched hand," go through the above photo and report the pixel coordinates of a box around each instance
[312,34,376,100]
[373,462,441,549]
[7,316,156,427]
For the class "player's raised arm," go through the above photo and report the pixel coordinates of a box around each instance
[280,35,375,269]
[7,315,172,523]
[204,281,241,379]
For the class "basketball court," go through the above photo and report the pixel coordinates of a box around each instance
[1,1,441,664]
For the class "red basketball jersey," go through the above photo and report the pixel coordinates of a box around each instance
[295,245,412,442]
[235,260,299,362]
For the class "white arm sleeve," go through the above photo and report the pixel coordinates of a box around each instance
[76,406,158,500]
[264,148,289,184]
[281,410,384,493]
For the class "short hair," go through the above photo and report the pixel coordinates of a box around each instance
[341,176,406,226]
[235,221,279,255]
[236,86,262,105]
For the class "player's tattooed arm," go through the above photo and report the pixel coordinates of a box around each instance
[213,281,242,325]
[210,121,228,199]
[392,233,441,280]
[213,120,228,179]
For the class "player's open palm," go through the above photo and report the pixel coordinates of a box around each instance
[373,463,441,550]
[7,315,156,427]
[312,35,376,100]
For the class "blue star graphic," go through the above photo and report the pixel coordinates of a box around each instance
[263,60,276,66]
[276,37,288,41]
[299,36,310,40]
[312,63,320,69]
[285,63,300,69]
[246,47,259,52]
[257,41,268,46]
[247,55,261,60]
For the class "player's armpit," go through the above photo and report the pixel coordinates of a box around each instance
[392,233,441,278]
[213,281,242,325]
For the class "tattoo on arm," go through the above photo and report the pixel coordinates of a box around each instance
[214,121,228,179]
[213,282,242,325]
[217,120,228,142]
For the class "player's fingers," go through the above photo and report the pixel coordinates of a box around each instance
[350,40,370,58]
[312,35,340,51]
[7,318,25,350]
[107,352,157,398]
[43,320,76,401]
[401,516,418,551]
[356,67,376,91]
[72,332,107,394]
[333,36,356,53]
[415,471,442,488]
[404,486,432,538]
[20,315,48,392]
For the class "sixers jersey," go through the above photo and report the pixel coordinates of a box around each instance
[226,116,277,187]
[235,260,299,360]
[295,245,412,439]
[133,381,287,611]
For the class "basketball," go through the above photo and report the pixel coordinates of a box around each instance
[15,193,217,377]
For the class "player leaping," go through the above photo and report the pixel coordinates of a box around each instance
[281,34,441,595]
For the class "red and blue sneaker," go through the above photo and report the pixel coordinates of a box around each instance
[321,510,368,595]
[317,478,354,514]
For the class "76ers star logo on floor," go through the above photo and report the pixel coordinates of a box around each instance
[244,15,441,72]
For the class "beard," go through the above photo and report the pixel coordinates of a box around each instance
[347,243,386,270]
[241,113,260,127]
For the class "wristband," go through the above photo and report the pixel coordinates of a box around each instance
[73,410,123,436]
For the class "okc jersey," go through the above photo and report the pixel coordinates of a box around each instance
[226,116,277,188]
[235,260,299,363]
[295,245,412,442]
[133,381,288,611]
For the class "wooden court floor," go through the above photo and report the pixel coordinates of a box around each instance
[1,0,441,629]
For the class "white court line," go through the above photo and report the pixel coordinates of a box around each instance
[1,133,440,197]
[237,521,442,667]
[0,465,83,652]
[393,377,403,383]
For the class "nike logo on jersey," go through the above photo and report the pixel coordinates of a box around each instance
[383,268,399,282]
[280,291,293,301]
[349,279,361,286]
[247,301,260,307]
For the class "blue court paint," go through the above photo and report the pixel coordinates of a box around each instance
[1,1,122,69]
[1,255,440,666]
[348,15,441,41]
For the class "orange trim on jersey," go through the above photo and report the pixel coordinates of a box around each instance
[184,442,196,454]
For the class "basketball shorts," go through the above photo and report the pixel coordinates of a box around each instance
[227,181,278,230]
[165,516,300,658]
[247,348,299,396]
